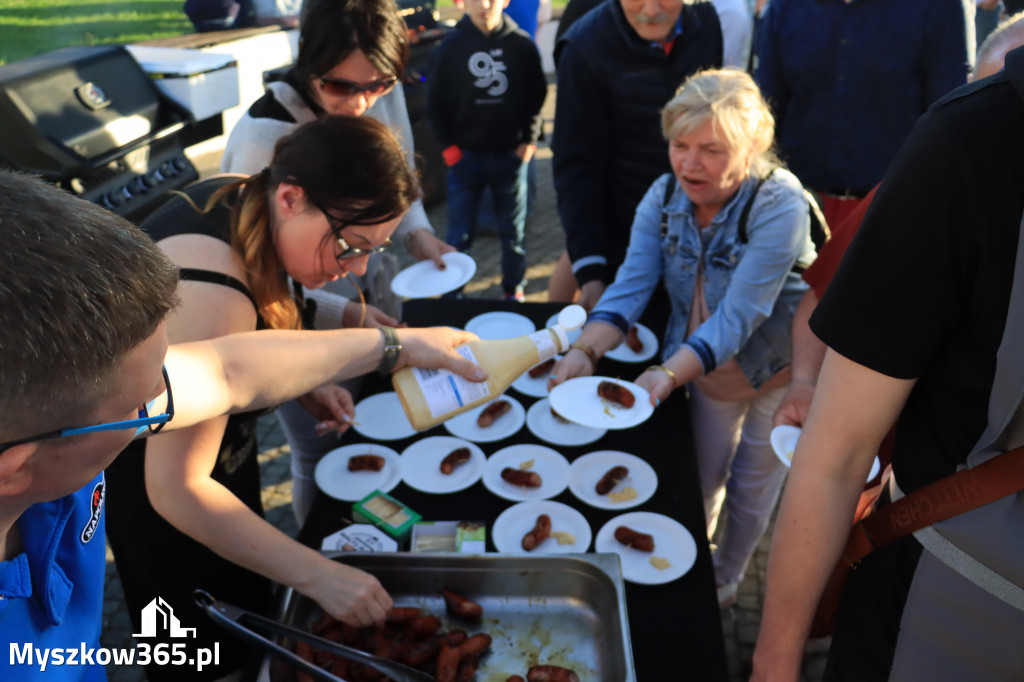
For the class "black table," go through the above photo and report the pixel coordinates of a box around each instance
[299,300,729,681]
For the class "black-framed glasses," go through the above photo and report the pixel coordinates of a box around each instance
[0,367,174,454]
[336,235,392,261]
[318,76,397,99]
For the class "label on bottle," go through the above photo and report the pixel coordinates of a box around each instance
[529,329,557,357]
[410,346,491,419]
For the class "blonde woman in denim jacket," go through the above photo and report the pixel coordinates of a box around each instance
[550,68,816,607]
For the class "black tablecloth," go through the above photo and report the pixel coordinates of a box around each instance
[298,300,728,681]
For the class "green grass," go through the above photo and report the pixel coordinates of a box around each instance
[0,0,192,66]
[0,0,567,66]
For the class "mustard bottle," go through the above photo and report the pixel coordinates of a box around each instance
[393,305,587,431]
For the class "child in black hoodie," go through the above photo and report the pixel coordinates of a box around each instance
[427,0,547,300]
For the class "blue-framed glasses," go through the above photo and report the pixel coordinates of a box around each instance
[0,367,174,453]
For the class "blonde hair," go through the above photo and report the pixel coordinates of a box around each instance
[661,68,780,177]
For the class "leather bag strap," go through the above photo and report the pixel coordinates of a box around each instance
[843,445,1024,566]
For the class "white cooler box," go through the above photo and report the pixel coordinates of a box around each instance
[126,45,239,121]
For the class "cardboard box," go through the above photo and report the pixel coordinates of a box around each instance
[410,521,487,553]
[352,490,421,543]
[126,45,239,121]
[320,524,398,553]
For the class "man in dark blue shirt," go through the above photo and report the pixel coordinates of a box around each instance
[551,0,722,309]
[754,0,972,227]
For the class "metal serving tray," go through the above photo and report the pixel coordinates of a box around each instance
[256,552,636,682]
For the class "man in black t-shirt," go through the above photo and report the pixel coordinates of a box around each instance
[752,48,1024,681]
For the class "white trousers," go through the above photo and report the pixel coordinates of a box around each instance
[688,383,788,586]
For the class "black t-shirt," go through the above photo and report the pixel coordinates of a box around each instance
[810,72,1024,493]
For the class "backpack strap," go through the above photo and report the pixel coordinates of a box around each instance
[737,167,776,244]
[659,174,676,237]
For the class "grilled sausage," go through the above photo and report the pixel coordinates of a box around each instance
[614,525,655,552]
[456,654,480,682]
[442,589,484,621]
[435,645,461,682]
[595,466,629,495]
[477,399,512,427]
[400,637,440,667]
[501,467,542,488]
[442,629,468,647]
[294,640,316,682]
[527,665,581,682]
[528,357,556,378]
[386,606,422,626]
[405,615,442,639]
[328,657,350,679]
[597,381,635,408]
[440,447,472,475]
[347,454,385,472]
[458,632,492,658]
[625,325,644,353]
[507,677,527,682]
[521,514,552,551]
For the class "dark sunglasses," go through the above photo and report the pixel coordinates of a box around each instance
[318,76,397,99]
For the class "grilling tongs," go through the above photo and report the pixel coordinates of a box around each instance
[194,590,436,682]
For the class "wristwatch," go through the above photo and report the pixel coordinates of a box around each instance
[377,326,402,376]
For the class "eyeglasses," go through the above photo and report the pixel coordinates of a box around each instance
[318,76,397,99]
[0,367,175,453]
[336,235,392,261]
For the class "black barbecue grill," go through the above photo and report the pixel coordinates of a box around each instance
[0,44,215,224]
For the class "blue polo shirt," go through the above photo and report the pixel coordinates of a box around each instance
[0,474,107,681]
[754,0,972,194]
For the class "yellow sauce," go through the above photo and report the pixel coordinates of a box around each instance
[519,458,535,470]
[649,556,672,571]
[550,531,576,546]
[607,487,638,504]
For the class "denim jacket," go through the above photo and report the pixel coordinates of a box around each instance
[590,168,815,389]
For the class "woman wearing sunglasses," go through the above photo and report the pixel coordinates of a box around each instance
[221,0,449,271]
[105,116,416,682]
[222,0,458,524]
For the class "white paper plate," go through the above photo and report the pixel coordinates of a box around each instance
[482,443,571,501]
[492,500,592,554]
[443,395,526,443]
[545,313,582,346]
[548,376,654,430]
[603,323,659,363]
[594,511,698,585]
[464,311,535,340]
[770,425,881,483]
[390,252,476,299]
[568,450,657,510]
[511,355,560,398]
[400,436,486,494]
[525,398,606,447]
[351,392,416,441]
[314,443,402,502]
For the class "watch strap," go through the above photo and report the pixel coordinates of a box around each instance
[377,326,402,376]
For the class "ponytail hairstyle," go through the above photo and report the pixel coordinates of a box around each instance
[208,115,420,330]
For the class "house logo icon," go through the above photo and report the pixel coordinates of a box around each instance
[134,597,197,638]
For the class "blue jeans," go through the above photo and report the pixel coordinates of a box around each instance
[446,149,528,295]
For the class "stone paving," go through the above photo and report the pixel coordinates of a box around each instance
[98,83,830,682]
